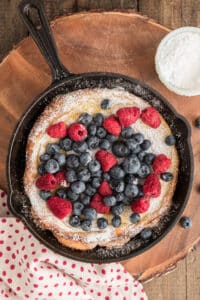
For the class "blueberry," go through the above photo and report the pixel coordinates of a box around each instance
[132,145,141,154]
[80,194,91,206]
[66,169,77,183]
[59,138,72,151]
[39,190,51,200]
[99,139,111,150]
[137,151,146,161]
[93,113,104,126]
[80,152,91,166]
[116,193,125,202]
[54,153,66,166]
[91,177,101,188]
[121,127,133,138]
[66,189,79,202]
[130,213,141,223]
[106,134,117,143]
[88,160,101,173]
[141,139,151,150]
[140,228,152,240]
[133,133,144,144]
[124,174,137,184]
[56,188,67,198]
[87,124,97,136]
[96,127,107,139]
[66,154,80,169]
[79,113,92,125]
[73,201,84,215]
[103,173,111,181]
[112,141,130,157]
[101,99,110,109]
[143,153,155,165]
[87,136,100,149]
[40,153,50,162]
[81,219,92,231]
[85,184,96,196]
[71,181,86,194]
[165,135,176,146]
[97,218,108,229]
[82,208,97,220]
[126,138,137,149]
[180,216,192,229]
[127,139,141,154]
[160,172,174,182]
[91,170,102,178]
[195,117,200,128]
[69,215,81,227]
[122,156,141,174]
[137,163,150,179]
[38,164,46,175]
[103,196,117,206]
[72,141,88,153]
[78,169,91,182]
[111,180,125,193]
[112,215,121,227]
[111,203,124,215]
[109,166,125,179]
[124,184,139,198]
[46,143,61,155]
[45,159,60,174]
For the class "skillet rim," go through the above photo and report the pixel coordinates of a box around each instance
[6,71,194,263]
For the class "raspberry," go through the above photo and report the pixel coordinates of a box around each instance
[90,194,110,214]
[103,115,121,136]
[98,181,113,196]
[46,122,67,138]
[36,174,57,190]
[131,197,150,213]
[116,106,140,127]
[153,154,171,174]
[55,171,66,184]
[141,107,161,128]
[95,150,117,172]
[68,123,87,141]
[143,174,161,197]
[47,197,72,219]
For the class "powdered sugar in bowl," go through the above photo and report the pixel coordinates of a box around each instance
[155,27,200,96]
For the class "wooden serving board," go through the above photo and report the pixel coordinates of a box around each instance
[0,11,200,282]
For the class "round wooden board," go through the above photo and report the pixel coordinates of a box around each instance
[0,11,200,282]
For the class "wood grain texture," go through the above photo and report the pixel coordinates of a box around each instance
[144,248,200,300]
[0,1,200,299]
[0,0,28,61]
[144,253,187,300]
[0,0,137,61]
[0,12,200,287]
[139,0,200,29]
[186,248,200,300]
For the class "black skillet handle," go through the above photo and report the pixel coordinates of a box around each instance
[19,0,71,82]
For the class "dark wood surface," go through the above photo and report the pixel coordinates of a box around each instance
[0,1,200,300]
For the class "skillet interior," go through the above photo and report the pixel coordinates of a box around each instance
[7,72,193,263]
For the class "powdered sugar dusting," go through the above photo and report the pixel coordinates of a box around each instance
[25,88,178,245]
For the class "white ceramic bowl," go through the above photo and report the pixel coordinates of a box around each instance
[155,27,200,96]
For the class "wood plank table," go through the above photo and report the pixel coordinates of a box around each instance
[0,1,200,299]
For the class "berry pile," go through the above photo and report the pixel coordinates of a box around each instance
[36,99,174,231]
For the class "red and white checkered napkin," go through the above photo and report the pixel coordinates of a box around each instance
[0,189,147,300]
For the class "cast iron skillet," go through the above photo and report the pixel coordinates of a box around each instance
[7,0,193,263]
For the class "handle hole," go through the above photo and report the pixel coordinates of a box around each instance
[27,6,42,28]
